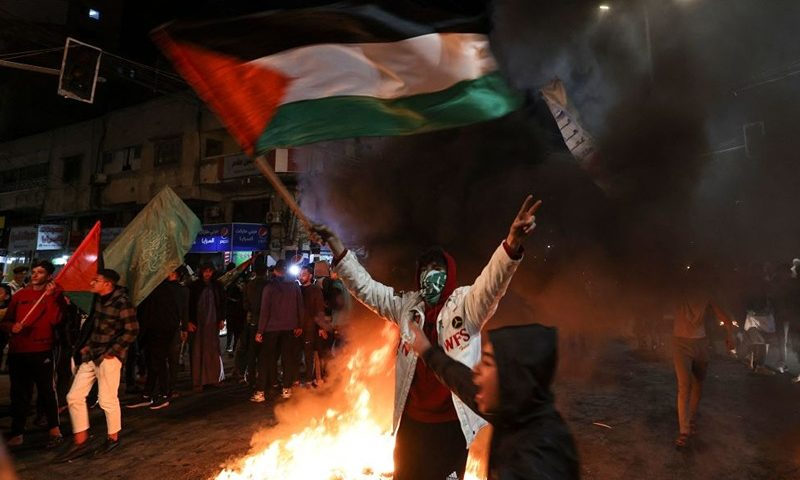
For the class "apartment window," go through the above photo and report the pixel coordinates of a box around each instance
[102,146,141,174]
[62,155,82,183]
[205,138,224,158]
[0,163,48,192]
[154,137,182,166]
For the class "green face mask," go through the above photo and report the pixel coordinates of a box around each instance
[421,270,447,305]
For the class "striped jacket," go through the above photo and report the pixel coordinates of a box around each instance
[82,286,139,365]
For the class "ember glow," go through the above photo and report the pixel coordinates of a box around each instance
[214,323,487,480]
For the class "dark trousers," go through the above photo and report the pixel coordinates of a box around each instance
[302,332,316,382]
[168,332,181,394]
[125,339,145,385]
[9,351,60,436]
[301,331,332,381]
[394,414,467,480]
[226,319,244,352]
[235,323,259,382]
[145,329,179,397]
[54,343,73,407]
[0,333,8,370]
[257,330,298,391]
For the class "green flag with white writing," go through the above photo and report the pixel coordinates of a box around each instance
[103,186,201,306]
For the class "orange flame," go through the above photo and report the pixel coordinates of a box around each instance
[214,323,487,480]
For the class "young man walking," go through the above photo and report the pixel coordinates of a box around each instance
[57,268,138,461]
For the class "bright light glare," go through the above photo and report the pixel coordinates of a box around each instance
[599,4,610,11]
[52,255,70,266]
[88,8,100,20]
[288,264,301,276]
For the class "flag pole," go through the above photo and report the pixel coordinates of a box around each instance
[18,291,48,326]
[252,155,313,233]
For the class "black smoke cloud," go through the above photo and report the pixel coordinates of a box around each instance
[298,0,800,348]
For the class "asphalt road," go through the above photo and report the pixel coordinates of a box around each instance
[1,337,799,480]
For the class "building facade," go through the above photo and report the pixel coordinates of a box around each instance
[0,92,335,277]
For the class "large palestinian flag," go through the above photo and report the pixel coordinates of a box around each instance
[153,1,521,155]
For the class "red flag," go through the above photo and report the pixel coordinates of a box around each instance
[55,221,100,312]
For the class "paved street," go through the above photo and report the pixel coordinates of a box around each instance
[1,336,799,480]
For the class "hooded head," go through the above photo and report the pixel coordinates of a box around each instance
[416,247,457,307]
[475,324,558,423]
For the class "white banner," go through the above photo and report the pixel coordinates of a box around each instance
[540,79,598,163]
[36,224,67,250]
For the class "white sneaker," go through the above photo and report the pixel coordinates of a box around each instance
[250,391,265,403]
[281,388,292,399]
[777,364,788,374]
[792,375,800,384]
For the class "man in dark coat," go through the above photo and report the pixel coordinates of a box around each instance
[409,322,580,480]
[298,265,327,385]
[240,263,269,389]
[128,268,188,409]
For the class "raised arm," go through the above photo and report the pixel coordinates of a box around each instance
[314,224,406,324]
[464,196,541,333]
[409,322,482,417]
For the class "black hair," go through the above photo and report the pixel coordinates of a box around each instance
[301,264,314,277]
[417,247,447,270]
[98,268,121,284]
[32,260,55,275]
[0,284,11,297]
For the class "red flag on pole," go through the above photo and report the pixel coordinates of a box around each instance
[55,221,100,312]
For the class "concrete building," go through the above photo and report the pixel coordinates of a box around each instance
[0,91,335,277]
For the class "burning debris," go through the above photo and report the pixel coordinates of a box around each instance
[213,322,487,480]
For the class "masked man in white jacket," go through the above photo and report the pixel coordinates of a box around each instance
[313,195,541,480]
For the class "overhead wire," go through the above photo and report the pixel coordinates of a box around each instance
[0,47,63,60]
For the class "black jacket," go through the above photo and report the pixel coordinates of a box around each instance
[422,324,580,480]
[138,280,189,334]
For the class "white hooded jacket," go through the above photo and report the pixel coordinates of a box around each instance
[334,242,522,447]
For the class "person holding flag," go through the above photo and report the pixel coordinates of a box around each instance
[0,260,65,449]
[314,195,541,480]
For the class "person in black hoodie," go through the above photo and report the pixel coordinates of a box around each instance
[128,268,189,409]
[409,321,580,480]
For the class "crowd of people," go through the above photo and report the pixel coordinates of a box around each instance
[5,196,797,476]
[0,256,349,462]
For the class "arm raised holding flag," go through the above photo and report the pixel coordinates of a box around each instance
[311,195,541,479]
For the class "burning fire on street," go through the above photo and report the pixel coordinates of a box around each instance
[214,323,487,480]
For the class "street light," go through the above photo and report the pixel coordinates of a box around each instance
[598,2,653,83]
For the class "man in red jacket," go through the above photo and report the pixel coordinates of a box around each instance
[0,260,65,448]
